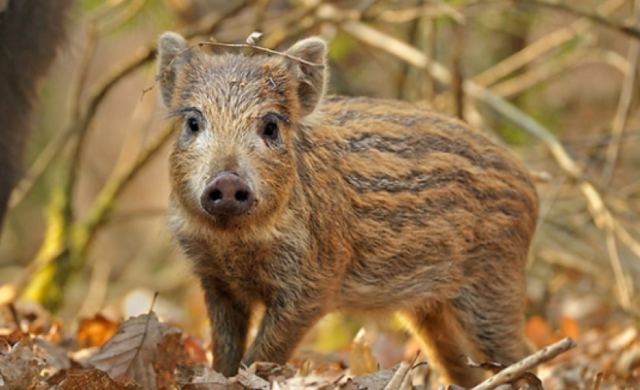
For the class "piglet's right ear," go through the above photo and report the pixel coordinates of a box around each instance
[157,32,190,107]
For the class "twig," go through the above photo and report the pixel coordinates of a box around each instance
[78,254,111,316]
[452,23,465,119]
[592,372,603,390]
[7,303,21,332]
[602,0,640,184]
[605,229,632,309]
[8,125,73,210]
[383,362,411,390]
[396,0,423,100]
[473,0,626,86]
[78,123,176,257]
[516,0,640,40]
[383,353,420,390]
[471,337,577,390]
[375,3,464,24]
[107,208,167,225]
[98,0,147,34]
[492,46,588,98]
[65,22,100,222]
[494,48,630,98]
[70,24,99,123]
[198,41,325,67]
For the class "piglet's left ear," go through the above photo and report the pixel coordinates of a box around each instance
[285,37,328,117]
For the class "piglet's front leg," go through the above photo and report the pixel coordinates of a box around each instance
[201,279,251,377]
[243,292,326,367]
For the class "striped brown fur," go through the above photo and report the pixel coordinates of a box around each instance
[157,33,538,386]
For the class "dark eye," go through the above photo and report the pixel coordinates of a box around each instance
[261,121,279,141]
[187,117,200,132]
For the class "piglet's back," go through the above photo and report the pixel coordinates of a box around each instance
[296,95,538,309]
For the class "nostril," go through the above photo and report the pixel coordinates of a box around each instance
[235,190,249,202]
[210,189,223,202]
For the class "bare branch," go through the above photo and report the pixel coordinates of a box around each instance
[198,40,325,67]
[473,0,626,86]
[471,337,577,390]
[517,0,640,40]
[602,0,640,183]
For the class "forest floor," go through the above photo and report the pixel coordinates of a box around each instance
[0,298,638,389]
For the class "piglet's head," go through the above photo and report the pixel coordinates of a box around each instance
[157,32,327,229]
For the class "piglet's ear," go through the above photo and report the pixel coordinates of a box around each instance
[157,32,191,107]
[285,37,328,117]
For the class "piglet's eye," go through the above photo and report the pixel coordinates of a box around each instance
[261,121,279,141]
[187,117,200,132]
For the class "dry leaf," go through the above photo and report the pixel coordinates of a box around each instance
[182,366,228,389]
[183,335,208,364]
[87,311,179,389]
[0,339,47,390]
[47,368,128,390]
[351,367,396,389]
[382,362,412,390]
[249,361,297,383]
[235,368,270,390]
[154,331,193,388]
[34,337,71,374]
[559,315,581,340]
[78,314,119,348]
[526,316,554,348]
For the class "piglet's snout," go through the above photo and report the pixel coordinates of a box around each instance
[200,172,254,216]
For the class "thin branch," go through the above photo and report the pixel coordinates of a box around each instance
[471,337,577,390]
[375,3,464,24]
[452,23,465,119]
[98,0,147,34]
[491,46,589,97]
[605,229,633,309]
[490,47,630,98]
[517,0,640,40]
[78,123,176,258]
[8,126,73,210]
[602,0,640,184]
[65,23,100,223]
[396,0,424,100]
[473,0,626,86]
[198,41,325,67]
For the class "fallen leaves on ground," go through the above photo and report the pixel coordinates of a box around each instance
[0,302,638,389]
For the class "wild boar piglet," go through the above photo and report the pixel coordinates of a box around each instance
[157,32,538,386]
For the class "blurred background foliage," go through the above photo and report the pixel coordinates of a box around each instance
[1,0,639,366]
